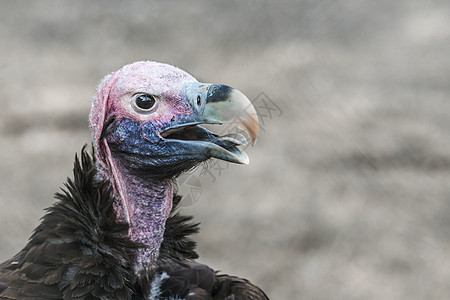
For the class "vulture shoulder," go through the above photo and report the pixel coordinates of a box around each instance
[0,149,138,299]
[153,260,269,300]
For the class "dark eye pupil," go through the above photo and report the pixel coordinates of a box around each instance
[135,94,155,110]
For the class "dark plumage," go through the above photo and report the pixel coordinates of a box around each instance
[0,149,268,299]
[0,61,268,299]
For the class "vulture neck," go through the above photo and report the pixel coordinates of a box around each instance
[103,152,173,274]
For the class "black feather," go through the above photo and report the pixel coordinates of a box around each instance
[159,195,200,261]
[0,148,137,299]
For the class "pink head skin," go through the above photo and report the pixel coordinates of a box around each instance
[89,61,198,273]
[90,61,196,175]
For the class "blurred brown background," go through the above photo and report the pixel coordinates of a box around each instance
[1,1,450,299]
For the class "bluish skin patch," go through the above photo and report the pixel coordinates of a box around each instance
[107,118,209,171]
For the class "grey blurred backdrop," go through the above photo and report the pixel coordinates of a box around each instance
[1,1,450,299]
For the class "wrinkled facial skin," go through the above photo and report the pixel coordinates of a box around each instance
[93,62,206,179]
[91,62,196,157]
[107,62,195,124]
[105,118,208,179]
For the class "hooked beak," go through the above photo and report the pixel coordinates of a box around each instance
[161,82,259,164]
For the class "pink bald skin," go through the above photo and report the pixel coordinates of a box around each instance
[89,61,198,273]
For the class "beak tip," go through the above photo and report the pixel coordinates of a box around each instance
[246,117,259,146]
[241,157,250,165]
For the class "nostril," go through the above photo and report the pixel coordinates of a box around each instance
[197,96,201,106]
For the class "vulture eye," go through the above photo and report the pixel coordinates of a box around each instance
[133,94,157,113]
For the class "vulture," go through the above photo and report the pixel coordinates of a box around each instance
[0,61,269,299]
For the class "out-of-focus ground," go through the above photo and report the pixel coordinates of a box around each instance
[1,1,450,299]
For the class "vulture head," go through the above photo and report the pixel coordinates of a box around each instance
[89,61,259,273]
